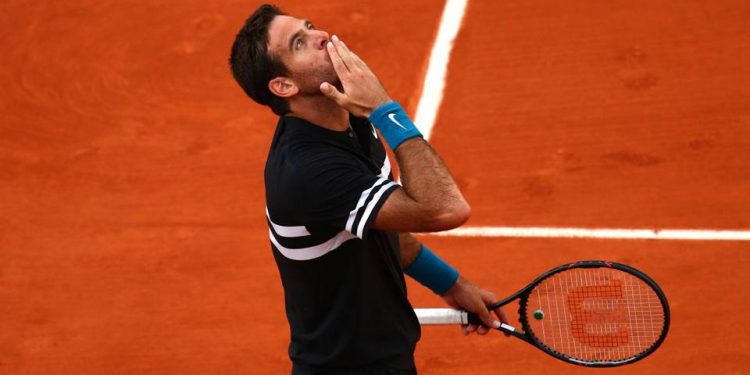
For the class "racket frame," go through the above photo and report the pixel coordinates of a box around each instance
[416,260,670,367]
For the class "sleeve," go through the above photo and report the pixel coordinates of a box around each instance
[291,150,399,239]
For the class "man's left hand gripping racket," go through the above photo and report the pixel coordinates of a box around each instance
[415,260,670,367]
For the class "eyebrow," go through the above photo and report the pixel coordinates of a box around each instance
[288,20,312,52]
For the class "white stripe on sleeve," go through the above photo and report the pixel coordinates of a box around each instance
[270,229,356,261]
[355,181,397,238]
[266,207,311,237]
[345,177,389,234]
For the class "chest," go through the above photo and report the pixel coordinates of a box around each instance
[344,123,389,177]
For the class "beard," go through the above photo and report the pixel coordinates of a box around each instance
[292,63,343,96]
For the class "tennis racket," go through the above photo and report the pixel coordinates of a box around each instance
[414,260,670,367]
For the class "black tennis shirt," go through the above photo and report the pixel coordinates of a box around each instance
[264,114,421,373]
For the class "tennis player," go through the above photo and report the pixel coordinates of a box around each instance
[230,4,508,374]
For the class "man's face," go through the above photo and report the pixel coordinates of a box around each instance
[266,15,339,96]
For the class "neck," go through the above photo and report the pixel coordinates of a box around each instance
[287,96,349,131]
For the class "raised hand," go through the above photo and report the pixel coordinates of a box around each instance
[320,35,392,118]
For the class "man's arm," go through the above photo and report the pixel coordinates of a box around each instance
[397,232,422,268]
[322,37,507,334]
[373,138,470,232]
[398,233,509,335]
[320,36,469,233]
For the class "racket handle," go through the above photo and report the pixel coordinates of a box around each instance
[465,311,483,326]
[413,309,491,326]
[413,308,469,325]
[415,308,520,337]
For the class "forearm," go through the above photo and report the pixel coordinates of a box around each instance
[321,40,468,227]
[398,232,422,268]
[394,138,469,220]
[398,234,504,330]
[399,233,459,295]
[368,102,470,226]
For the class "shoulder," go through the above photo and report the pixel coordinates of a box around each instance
[289,141,358,174]
[267,139,358,194]
[269,123,351,171]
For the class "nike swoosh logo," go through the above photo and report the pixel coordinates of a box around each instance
[387,113,407,130]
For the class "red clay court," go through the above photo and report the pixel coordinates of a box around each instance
[1,0,749,373]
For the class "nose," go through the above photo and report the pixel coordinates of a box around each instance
[315,30,330,50]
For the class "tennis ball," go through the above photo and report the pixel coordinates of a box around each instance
[533,309,544,320]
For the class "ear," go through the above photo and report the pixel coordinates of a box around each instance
[268,77,299,98]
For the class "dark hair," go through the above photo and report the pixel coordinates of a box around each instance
[229,4,290,115]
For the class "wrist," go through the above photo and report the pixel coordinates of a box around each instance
[404,245,459,295]
[363,97,392,118]
[368,101,423,150]
[443,275,465,295]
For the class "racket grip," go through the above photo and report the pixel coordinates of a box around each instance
[414,309,503,328]
[414,308,469,325]
[465,312,482,326]
[467,312,518,335]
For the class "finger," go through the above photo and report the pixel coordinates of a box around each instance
[475,304,502,330]
[461,325,469,336]
[330,35,355,71]
[337,39,370,71]
[319,82,346,105]
[479,290,508,329]
[493,307,509,324]
[476,325,489,335]
[493,307,511,337]
[480,290,498,305]
[466,324,478,334]
[326,40,351,76]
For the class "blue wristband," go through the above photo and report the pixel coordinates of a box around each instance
[368,101,423,150]
[404,245,459,295]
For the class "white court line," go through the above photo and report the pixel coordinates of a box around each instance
[414,0,468,140]
[426,226,750,241]
[414,4,749,242]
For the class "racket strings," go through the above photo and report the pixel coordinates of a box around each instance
[524,267,665,362]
